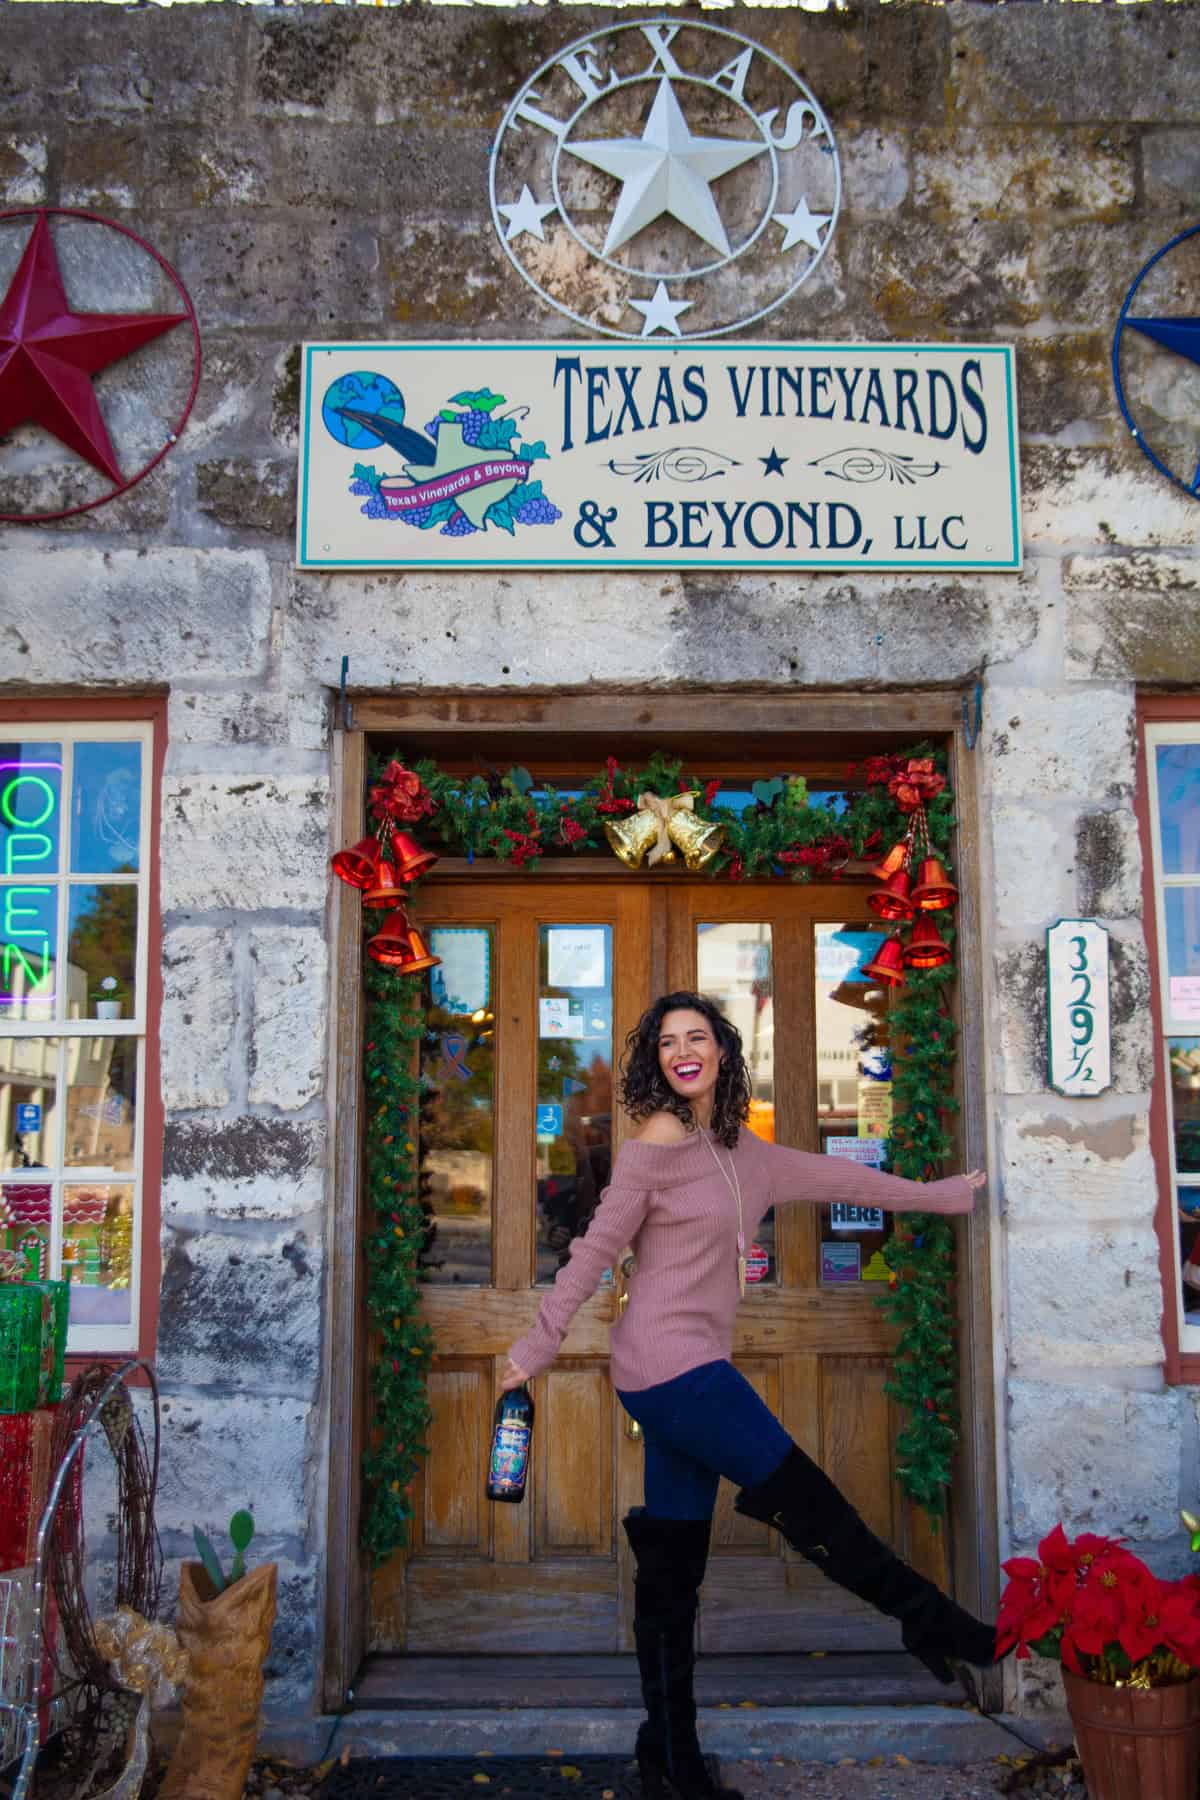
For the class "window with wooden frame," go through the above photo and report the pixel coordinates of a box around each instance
[0,706,164,1359]
[1140,698,1200,1379]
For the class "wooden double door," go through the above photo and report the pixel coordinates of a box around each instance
[369,876,954,1655]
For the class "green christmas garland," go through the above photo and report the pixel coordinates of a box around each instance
[356,745,963,1561]
[361,966,436,1566]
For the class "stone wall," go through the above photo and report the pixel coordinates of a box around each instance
[1,0,1198,1721]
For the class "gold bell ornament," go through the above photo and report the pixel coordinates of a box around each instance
[604,791,725,872]
[604,806,666,869]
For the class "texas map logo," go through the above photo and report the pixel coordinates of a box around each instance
[321,370,561,538]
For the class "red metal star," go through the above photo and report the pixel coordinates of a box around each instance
[0,211,187,485]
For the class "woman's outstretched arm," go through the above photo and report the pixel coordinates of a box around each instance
[758,1138,984,1215]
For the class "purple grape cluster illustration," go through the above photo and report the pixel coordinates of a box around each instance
[349,386,557,539]
[515,493,562,526]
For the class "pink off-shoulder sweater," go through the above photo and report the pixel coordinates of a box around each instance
[509,1127,975,1393]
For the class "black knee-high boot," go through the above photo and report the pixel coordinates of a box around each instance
[734,1446,997,1685]
[622,1510,743,1800]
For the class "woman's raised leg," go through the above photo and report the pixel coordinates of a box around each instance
[733,1445,997,1683]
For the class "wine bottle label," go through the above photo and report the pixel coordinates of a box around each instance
[489,1421,531,1492]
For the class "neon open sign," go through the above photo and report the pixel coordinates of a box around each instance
[0,760,61,1007]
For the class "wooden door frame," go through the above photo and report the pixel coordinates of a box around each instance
[320,691,999,1711]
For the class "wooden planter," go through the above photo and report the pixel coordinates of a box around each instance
[1063,1667,1200,1800]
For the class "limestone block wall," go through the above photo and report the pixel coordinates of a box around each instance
[0,0,1198,1720]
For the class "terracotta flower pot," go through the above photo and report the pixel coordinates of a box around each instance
[1063,1666,1200,1800]
[159,1561,278,1800]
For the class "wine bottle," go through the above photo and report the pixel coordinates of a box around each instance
[487,1383,534,1504]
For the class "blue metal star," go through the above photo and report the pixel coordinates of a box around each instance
[1127,315,1200,370]
[1112,223,1200,498]
[1127,314,1200,493]
[759,447,789,477]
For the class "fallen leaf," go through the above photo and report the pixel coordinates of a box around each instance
[809,1650,826,1659]
[738,1700,757,1709]
[868,1755,884,1767]
[602,1791,615,1798]
[472,1776,491,1786]
[894,1754,911,1766]
[545,1749,563,1758]
[718,1702,732,1710]
[560,1768,582,1781]
[339,1748,351,1767]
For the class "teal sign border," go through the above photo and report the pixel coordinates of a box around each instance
[298,341,1021,573]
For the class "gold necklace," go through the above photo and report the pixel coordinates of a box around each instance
[701,1129,746,1298]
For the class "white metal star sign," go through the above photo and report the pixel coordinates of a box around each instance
[489,18,841,341]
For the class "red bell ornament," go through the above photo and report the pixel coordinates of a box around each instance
[399,926,440,974]
[911,856,958,912]
[389,830,438,882]
[363,860,406,908]
[902,914,952,969]
[331,835,383,889]
[867,868,915,921]
[365,908,413,965]
[366,915,442,974]
[861,936,907,988]
[871,839,909,882]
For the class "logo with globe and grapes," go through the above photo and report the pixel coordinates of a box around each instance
[320,370,561,539]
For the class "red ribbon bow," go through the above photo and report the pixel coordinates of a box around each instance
[369,761,435,825]
[888,758,945,813]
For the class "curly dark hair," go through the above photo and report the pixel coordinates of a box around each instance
[618,991,751,1149]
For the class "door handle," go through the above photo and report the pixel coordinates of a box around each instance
[625,1412,643,1442]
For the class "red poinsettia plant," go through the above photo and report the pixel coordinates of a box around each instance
[998,1524,1200,1688]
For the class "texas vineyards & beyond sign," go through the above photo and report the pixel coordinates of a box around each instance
[298,343,1021,572]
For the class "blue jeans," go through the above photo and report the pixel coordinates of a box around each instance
[616,1359,794,1521]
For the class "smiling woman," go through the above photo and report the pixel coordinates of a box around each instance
[500,983,990,1800]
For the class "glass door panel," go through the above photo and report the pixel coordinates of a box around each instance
[814,921,896,1289]
[696,920,777,1284]
[420,926,496,1286]
[535,923,614,1285]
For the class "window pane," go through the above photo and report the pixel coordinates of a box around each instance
[71,741,142,874]
[67,885,138,1021]
[1169,1040,1200,1175]
[0,743,62,878]
[1164,889,1200,994]
[536,926,613,1287]
[0,882,57,1022]
[0,1037,59,1172]
[63,1182,133,1328]
[0,1187,50,1281]
[1157,744,1200,877]
[815,924,896,1287]
[64,1036,137,1171]
[696,923,776,1283]
[420,927,495,1286]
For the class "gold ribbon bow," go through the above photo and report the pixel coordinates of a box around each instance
[637,791,696,866]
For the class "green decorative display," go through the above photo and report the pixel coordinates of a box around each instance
[878,955,963,1520]
[355,747,962,1561]
[0,1279,69,1415]
[360,967,435,1567]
